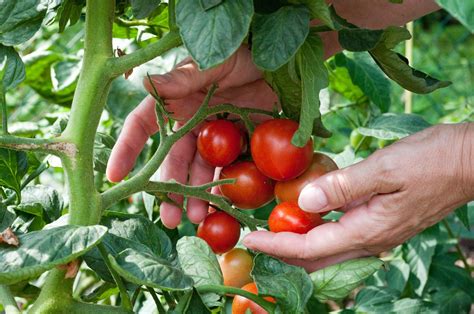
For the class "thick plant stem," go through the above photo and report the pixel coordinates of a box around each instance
[0,82,7,134]
[0,285,20,314]
[29,269,75,313]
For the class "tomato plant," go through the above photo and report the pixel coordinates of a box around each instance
[0,0,472,313]
[197,211,241,254]
[219,248,253,288]
[274,153,338,203]
[251,119,313,181]
[197,120,244,167]
[232,282,276,314]
[219,161,275,209]
[268,202,324,234]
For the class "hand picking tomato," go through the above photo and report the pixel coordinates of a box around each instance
[197,120,244,167]
[250,119,313,181]
[232,282,275,314]
[275,153,338,203]
[219,248,253,288]
[219,161,275,209]
[268,201,323,234]
[197,211,241,254]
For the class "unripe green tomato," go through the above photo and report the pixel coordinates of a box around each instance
[350,130,372,150]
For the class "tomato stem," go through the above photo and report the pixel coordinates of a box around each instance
[196,284,277,313]
[146,287,166,314]
[441,219,472,272]
[0,284,20,313]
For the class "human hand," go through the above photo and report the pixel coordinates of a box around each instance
[243,123,474,271]
[106,45,278,228]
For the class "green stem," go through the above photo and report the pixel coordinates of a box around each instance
[98,244,133,311]
[108,31,182,77]
[0,82,7,135]
[146,287,165,314]
[441,220,471,272]
[168,0,177,32]
[197,285,276,313]
[162,290,176,309]
[0,285,19,314]
[29,269,75,313]
[0,135,70,156]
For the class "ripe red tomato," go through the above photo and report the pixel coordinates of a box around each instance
[219,161,275,209]
[268,201,323,234]
[274,153,338,203]
[197,211,241,254]
[250,119,313,181]
[232,282,275,314]
[197,120,243,167]
[219,248,253,288]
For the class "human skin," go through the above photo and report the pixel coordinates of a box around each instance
[104,0,473,269]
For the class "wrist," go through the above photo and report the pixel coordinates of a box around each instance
[457,122,474,200]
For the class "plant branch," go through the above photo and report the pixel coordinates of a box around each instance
[168,0,177,32]
[0,285,20,314]
[0,135,74,156]
[0,82,7,135]
[98,244,133,311]
[108,31,182,77]
[197,284,276,313]
[441,219,471,272]
[146,287,165,314]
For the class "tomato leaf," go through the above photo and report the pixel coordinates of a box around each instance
[109,248,193,290]
[357,298,438,313]
[292,32,330,147]
[354,286,401,312]
[367,258,410,293]
[310,257,384,301]
[176,236,224,307]
[0,203,15,232]
[0,45,26,90]
[20,186,64,223]
[289,0,334,28]
[0,0,48,46]
[0,225,107,285]
[454,204,470,230]
[199,0,222,11]
[369,26,451,94]
[339,28,384,51]
[252,254,313,313]
[131,0,161,19]
[171,288,211,314]
[176,0,253,70]
[0,149,28,202]
[358,113,431,140]
[56,0,85,33]
[435,0,474,33]
[430,288,471,314]
[252,5,310,71]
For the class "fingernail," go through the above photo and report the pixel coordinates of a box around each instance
[151,73,172,84]
[299,185,328,212]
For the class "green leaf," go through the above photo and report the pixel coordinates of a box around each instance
[361,298,438,313]
[252,254,313,313]
[56,0,85,33]
[0,225,107,284]
[336,52,391,112]
[176,237,224,308]
[327,57,365,102]
[109,248,193,291]
[0,0,47,46]
[199,0,222,11]
[171,288,211,314]
[93,133,116,173]
[403,226,438,296]
[292,32,329,146]
[430,289,471,314]
[454,204,470,230]
[369,26,451,94]
[339,28,384,51]
[358,113,431,140]
[176,0,253,69]
[0,204,15,231]
[0,149,28,201]
[435,0,474,33]
[310,257,383,301]
[252,6,310,71]
[20,186,63,223]
[51,59,82,94]
[355,286,401,312]
[0,45,25,90]
[131,0,161,19]
[289,0,334,28]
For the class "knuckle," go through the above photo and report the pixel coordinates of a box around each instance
[330,172,356,205]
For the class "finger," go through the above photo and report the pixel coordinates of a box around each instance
[106,96,158,182]
[159,124,197,229]
[143,45,262,99]
[282,250,371,273]
[298,156,400,213]
[186,153,215,224]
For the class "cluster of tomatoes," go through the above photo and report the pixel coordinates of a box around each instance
[194,118,338,312]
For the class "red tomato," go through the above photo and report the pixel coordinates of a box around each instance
[274,153,338,203]
[197,211,240,254]
[232,282,275,314]
[250,119,313,181]
[197,120,243,167]
[268,201,323,234]
[219,248,253,288]
[219,161,275,209]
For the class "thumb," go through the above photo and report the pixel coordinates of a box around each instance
[143,59,225,99]
[298,156,397,213]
